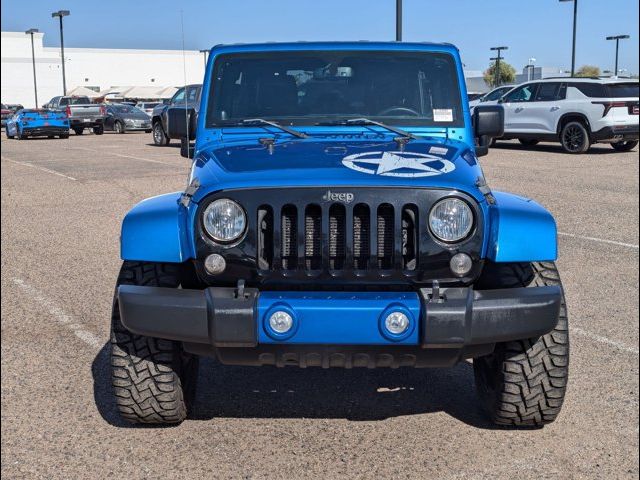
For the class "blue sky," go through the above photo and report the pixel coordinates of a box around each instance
[2,0,638,74]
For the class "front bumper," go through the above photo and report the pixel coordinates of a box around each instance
[118,285,561,367]
[592,125,639,142]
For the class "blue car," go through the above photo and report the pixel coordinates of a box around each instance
[111,42,568,427]
[5,109,69,139]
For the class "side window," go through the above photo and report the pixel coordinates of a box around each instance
[171,88,186,105]
[534,83,562,101]
[186,86,199,103]
[59,97,69,106]
[573,83,606,98]
[504,84,537,103]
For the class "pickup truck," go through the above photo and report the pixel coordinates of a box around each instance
[150,84,201,146]
[45,95,106,135]
[112,42,568,428]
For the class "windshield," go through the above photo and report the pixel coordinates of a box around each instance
[207,50,464,127]
[484,86,511,101]
[112,105,141,114]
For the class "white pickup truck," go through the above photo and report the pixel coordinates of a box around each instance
[45,95,106,135]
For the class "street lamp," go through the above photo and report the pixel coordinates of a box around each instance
[52,10,70,95]
[199,49,209,69]
[490,46,508,86]
[528,57,537,81]
[559,0,578,77]
[25,29,39,107]
[606,35,630,77]
[396,0,402,41]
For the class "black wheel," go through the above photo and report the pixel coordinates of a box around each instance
[48,135,55,139]
[113,121,126,134]
[518,138,539,146]
[489,137,497,147]
[145,129,152,134]
[152,121,170,146]
[6,131,14,139]
[610,140,638,152]
[60,133,69,139]
[473,261,569,427]
[111,261,199,425]
[560,121,590,153]
[93,125,104,135]
[73,128,84,135]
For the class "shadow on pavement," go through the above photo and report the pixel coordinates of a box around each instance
[491,141,621,155]
[93,342,497,429]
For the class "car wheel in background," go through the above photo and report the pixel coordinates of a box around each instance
[48,135,55,139]
[610,140,638,152]
[560,121,590,154]
[114,121,125,134]
[93,125,104,135]
[73,128,84,135]
[152,122,170,146]
[518,139,539,147]
[6,130,14,139]
[145,129,152,133]
[59,133,69,139]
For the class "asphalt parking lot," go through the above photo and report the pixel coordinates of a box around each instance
[1,131,638,479]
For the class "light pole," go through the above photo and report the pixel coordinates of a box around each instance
[490,46,508,86]
[559,0,578,77]
[606,35,630,77]
[396,0,402,41]
[25,29,39,107]
[52,10,70,95]
[528,57,537,81]
[199,49,209,70]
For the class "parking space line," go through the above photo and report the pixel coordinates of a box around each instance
[2,156,77,181]
[558,232,639,250]
[573,327,639,355]
[11,278,102,350]
[69,146,179,166]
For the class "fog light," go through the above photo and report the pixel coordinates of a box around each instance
[450,253,472,276]
[269,311,293,334]
[204,253,226,275]
[384,311,410,335]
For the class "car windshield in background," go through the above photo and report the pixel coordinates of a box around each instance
[113,105,139,114]
[607,83,639,98]
[485,87,511,101]
[207,50,464,127]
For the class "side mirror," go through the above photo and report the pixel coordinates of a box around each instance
[473,105,504,157]
[180,137,195,159]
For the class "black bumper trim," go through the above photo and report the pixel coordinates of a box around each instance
[592,125,639,142]
[118,285,561,352]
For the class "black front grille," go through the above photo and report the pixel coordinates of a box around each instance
[257,201,418,273]
[196,188,484,287]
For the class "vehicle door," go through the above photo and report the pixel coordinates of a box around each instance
[500,83,539,133]
[104,106,115,130]
[525,82,566,134]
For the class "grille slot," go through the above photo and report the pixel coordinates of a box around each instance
[402,205,418,271]
[353,204,370,270]
[257,205,273,269]
[304,205,322,270]
[329,204,346,270]
[281,205,297,270]
[377,204,394,270]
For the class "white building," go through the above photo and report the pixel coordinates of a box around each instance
[1,31,206,108]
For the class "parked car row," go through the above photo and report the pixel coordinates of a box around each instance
[3,95,155,139]
[469,77,639,153]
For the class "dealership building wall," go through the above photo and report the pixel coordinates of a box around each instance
[1,31,205,108]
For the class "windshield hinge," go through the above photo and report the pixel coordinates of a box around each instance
[475,176,496,205]
[180,177,200,207]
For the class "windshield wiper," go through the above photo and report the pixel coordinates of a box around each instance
[345,118,420,141]
[241,118,308,139]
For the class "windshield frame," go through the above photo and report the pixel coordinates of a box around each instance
[205,49,465,129]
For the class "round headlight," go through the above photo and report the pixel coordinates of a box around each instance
[202,199,246,243]
[429,198,474,243]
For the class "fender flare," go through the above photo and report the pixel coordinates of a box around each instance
[120,192,193,263]
[487,191,557,263]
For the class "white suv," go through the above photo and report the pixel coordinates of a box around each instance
[496,78,639,153]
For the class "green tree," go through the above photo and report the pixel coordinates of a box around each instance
[483,61,517,88]
[575,65,601,77]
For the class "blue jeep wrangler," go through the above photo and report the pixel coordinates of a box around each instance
[112,42,568,427]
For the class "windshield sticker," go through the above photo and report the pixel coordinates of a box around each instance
[429,146,449,156]
[433,109,454,122]
[342,151,455,178]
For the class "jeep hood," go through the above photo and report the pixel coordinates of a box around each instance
[191,136,486,203]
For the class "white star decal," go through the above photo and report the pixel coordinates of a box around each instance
[341,151,455,178]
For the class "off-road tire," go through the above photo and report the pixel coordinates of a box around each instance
[560,121,590,153]
[518,138,539,147]
[473,261,569,427]
[611,140,638,152]
[152,121,170,146]
[111,261,199,424]
[73,128,84,135]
